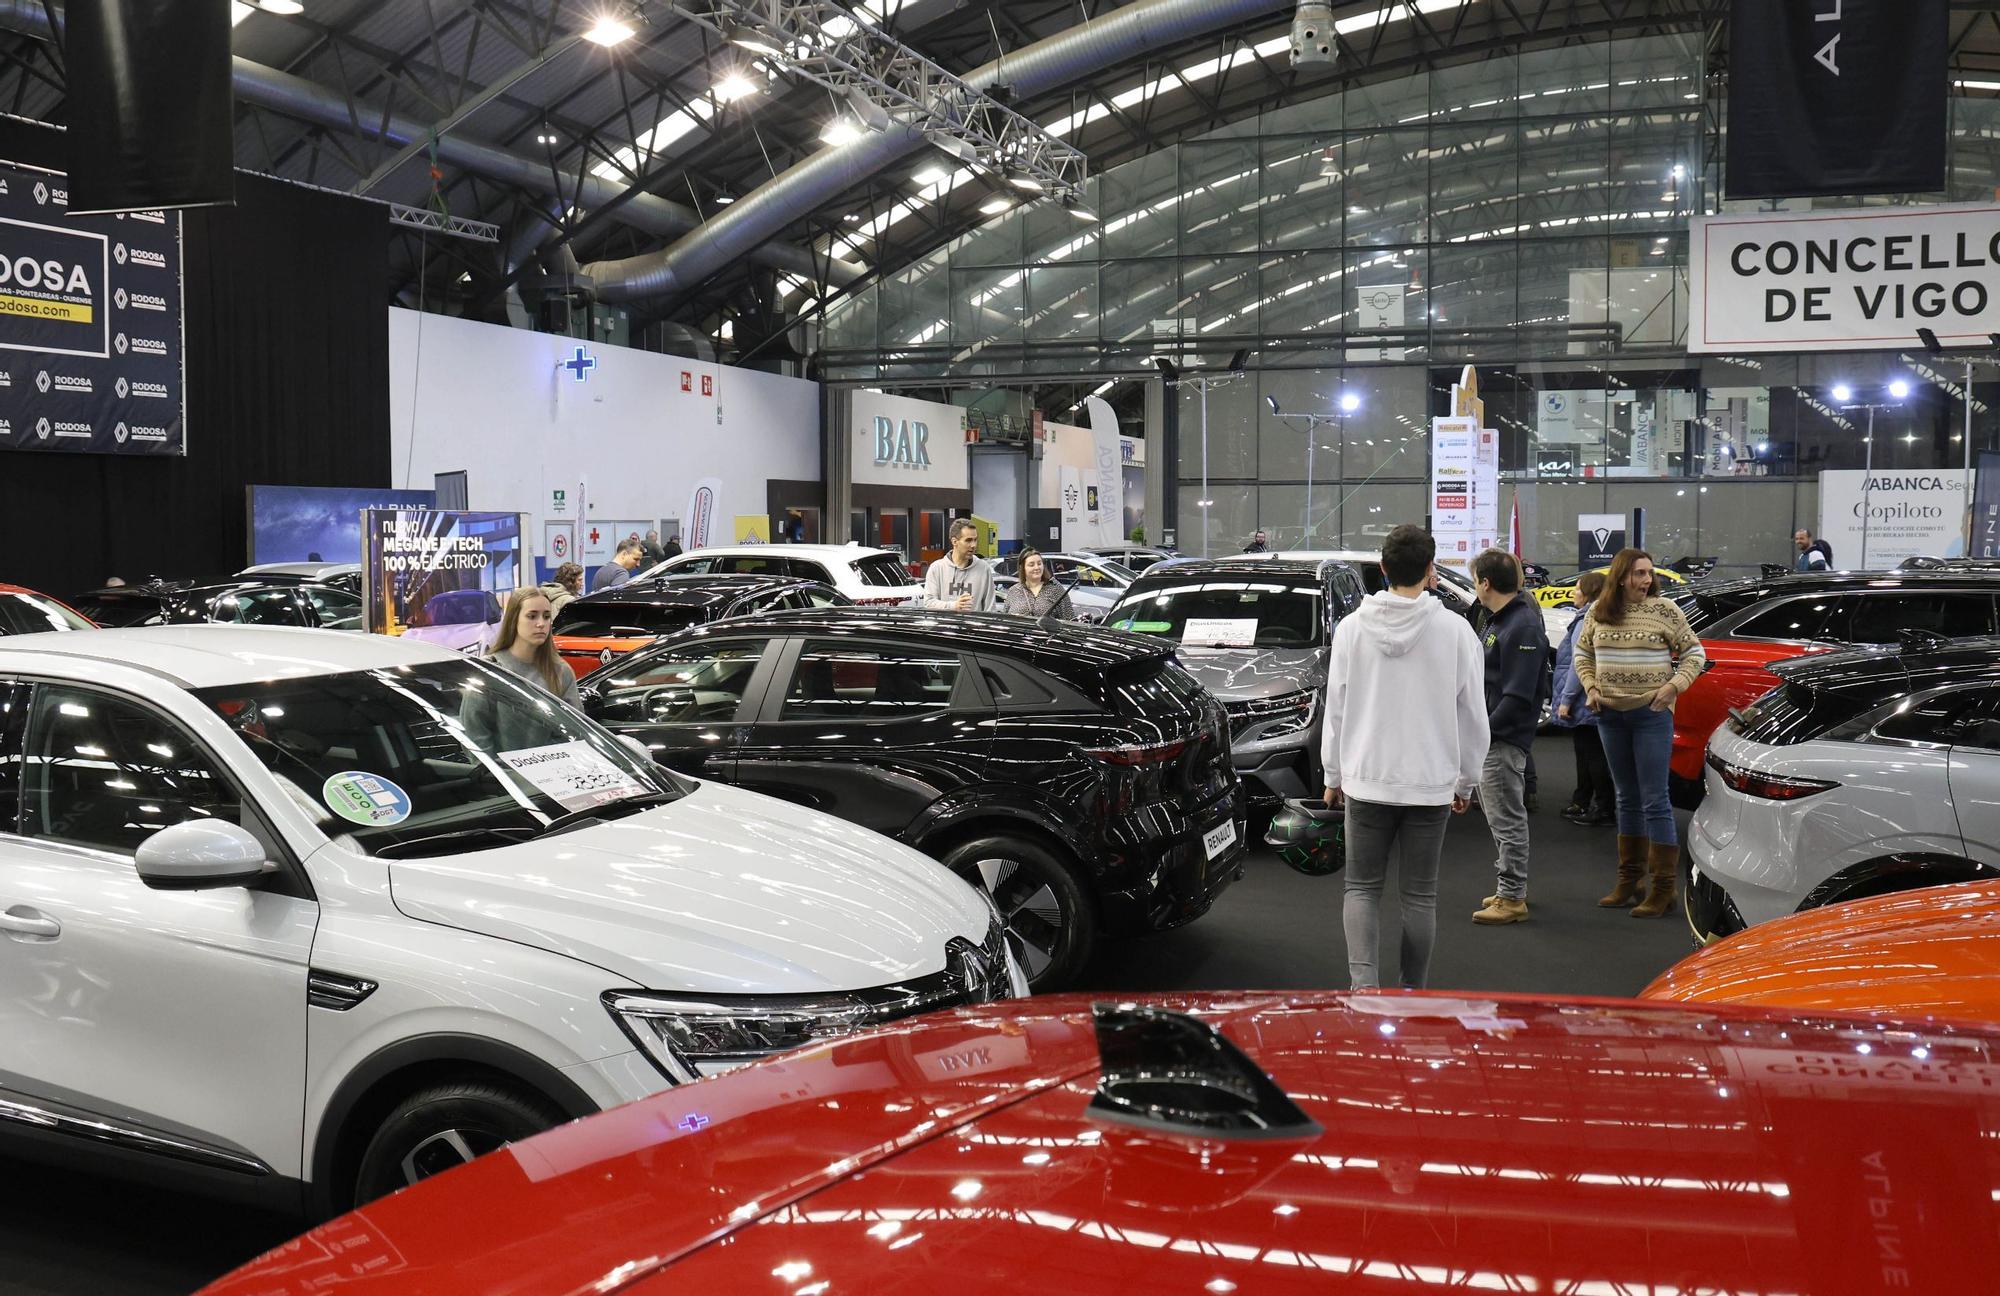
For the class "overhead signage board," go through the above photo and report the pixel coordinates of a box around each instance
[850,389,970,490]
[0,158,185,455]
[1688,203,2000,353]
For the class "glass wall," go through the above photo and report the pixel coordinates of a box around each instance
[822,33,2000,577]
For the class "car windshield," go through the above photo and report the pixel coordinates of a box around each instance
[851,554,914,587]
[1107,578,1325,649]
[0,591,94,633]
[554,602,710,639]
[194,660,683,856]
[68,592,167,627]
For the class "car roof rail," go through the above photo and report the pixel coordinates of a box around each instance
[1085,1002,1321,1141]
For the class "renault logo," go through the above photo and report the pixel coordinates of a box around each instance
[599,647,614,665]
[34,369,48,392]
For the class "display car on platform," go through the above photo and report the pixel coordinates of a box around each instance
[552,573,848,678]
[1645,877,2000,1023]
[1664,569,2000,806]
[0,582,94,635]
[202,991,2000,1296]
[69,579,363,631]
[1105,557,1367,806]
[0,626,1016,1216]
[580,609,1247,991]
[639,543,923,607]
[1686,637,2000,943]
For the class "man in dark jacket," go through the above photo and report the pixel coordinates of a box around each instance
[1468,548,1551,925]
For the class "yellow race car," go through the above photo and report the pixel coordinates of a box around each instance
[1533,565,1688,608]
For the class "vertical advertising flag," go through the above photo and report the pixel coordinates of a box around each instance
[1726,0,1946,200]
[1971,451,2000,559]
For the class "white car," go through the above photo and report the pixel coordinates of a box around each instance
[1686,639,2000,942]
[641,543,922,607]
[0,626,1017,1216]
[238,561,364,594]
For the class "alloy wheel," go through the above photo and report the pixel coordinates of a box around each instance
[398,1126,511,1186]
[970,855,1064,984]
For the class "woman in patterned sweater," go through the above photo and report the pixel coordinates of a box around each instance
[1573,548,1706,918]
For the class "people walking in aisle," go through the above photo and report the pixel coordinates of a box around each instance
[1552,570,1613,826]
[1467,580,1542,811]
[1244,529,1270,553]
[1320,525,1487,990]
[1793,528,1832,572]
[1003,548,1075,620]
[1469,548,1552,925]
[641,530,667,569]
[1575,547,1707,918]
[591,538,644,592]
[539,562,583,614]
[924,517,994,612]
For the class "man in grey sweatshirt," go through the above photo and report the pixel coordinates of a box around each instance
[924,517,995,612]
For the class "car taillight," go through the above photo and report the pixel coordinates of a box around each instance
[1707,751,1837,800]
[1085,738,1189,766]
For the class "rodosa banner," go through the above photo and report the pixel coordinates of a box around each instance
[0,157,184,455]
[1689,204,2000,353]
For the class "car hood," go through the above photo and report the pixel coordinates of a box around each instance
[1173,645,1322,701]
[387,780,988,993]
[203,991,2000,1296]
[1643,878,2000,1022]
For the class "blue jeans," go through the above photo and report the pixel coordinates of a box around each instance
[1596,704,1676,845]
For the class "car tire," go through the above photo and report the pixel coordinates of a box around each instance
[353,1080,566,1205]
[940,834,1094,994]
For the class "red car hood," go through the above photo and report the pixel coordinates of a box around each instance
[205,992,2000,1296]
[1645,879,2000,1022]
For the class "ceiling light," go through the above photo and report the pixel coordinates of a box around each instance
[842,212,861,222]
[911,166,947,188]
[714,188,736,205]
[821,118,862,147]
[583,16,636,46]
[535,132,559,145]
[714,74,758,103]
[1063,197,1099,222]
[1003,165,1045,194]
[1889,379,1911,399]
[978,196,1013,215]
[1833,383,1854,402]
[926,130,979,166]
[725,22,784,57]
[847,89,892,132]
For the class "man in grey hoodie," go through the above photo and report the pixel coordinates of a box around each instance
[924,517,994,612]
[1320,525,1489,990]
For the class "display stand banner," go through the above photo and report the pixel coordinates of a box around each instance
[0,158,186,456]
[1818,469,1970,568]
[1430,365,1499,566]
[1577,513,1627,571]
[1725,0,1945,200]
[363,510,526,657]
[247,485,435,566]
[1972,452,2000,559]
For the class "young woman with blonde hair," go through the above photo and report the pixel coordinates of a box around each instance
[485,586,581,704]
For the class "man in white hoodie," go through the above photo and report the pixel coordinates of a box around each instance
[1320,524,1489,990]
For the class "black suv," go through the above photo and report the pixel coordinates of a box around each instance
[1105,557,1367,805]
[578,609,1246,991]
[68,580,363,630]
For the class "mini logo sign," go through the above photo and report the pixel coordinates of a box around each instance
[871,415,932,469]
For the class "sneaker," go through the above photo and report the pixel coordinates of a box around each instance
[1581,809,1616,826]
[1472,896,1529,924]
[1559,803,1587,823]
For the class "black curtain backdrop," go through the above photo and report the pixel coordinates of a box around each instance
[0,119,389,598]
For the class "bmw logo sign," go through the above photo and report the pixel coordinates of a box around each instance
[1545,393,1566,414]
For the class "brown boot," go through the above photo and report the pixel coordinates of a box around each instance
[1631,842,1680,919]
[1598,835,1647,908]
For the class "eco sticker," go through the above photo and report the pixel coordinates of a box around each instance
[322,771,412,827]
[1113,620,1173,633]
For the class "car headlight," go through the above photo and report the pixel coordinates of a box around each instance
[604,920,1013,1082]
[1227,690,1317,736]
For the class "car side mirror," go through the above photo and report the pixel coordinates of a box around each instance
[134,820,275,891]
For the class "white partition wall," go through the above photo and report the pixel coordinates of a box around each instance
[388,309,819,556]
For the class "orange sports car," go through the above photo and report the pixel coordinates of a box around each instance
[1642,878,2000,1023]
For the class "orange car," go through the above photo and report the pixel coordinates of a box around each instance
[553,572,849,679]
[1642,879,2000,1022]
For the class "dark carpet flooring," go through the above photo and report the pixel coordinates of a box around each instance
[0,737,1697,1295]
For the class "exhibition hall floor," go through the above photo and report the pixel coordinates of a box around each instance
[1,736,1695,1296]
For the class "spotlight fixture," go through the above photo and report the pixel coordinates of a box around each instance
[1918,327,1942,353]
[1227,348,1249,374]
[821,118,863,147]
[1003,165,1045,194]
[1062,196,1099,222]
[1155,357,1180,383]
[725,20,784,57]
[1832,383,1854,403]
[1290,0,1336,68]
[926,130,980,166]
[1266,395,1282,414]
[1889,379,1911,400]
[583,16,636,46]
[714,188,737,206]
[1339,391,1361,413]
[847,88,891,133]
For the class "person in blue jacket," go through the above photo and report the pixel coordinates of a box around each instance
[1552,570,1613,826]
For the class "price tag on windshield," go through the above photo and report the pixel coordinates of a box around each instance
[1181,617,1259,648]
[500,741,648,813]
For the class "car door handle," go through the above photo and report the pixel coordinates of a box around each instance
[0,907,60,939]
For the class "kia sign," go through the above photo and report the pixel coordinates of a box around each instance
[1688,204,2000,353]
[849,389,969,489]
[0,158,184,455]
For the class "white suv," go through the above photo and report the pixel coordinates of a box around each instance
[641,544,922,607]
[0,626,1017,1216]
